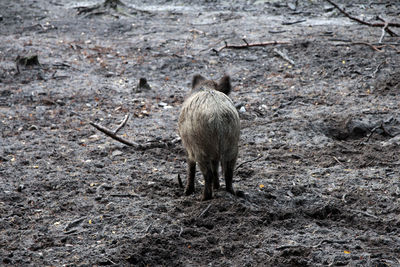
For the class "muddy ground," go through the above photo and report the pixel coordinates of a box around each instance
[1,0,400,266]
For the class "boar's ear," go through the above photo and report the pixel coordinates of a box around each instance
[192,74,206,89]
[217,75,232,95]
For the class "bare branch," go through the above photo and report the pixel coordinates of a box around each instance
[379,21,389,43]
[88,114,181,150]
[235,154,263,171]
[334,41,384,52]
[273,48,295,65]
[217,40,290,52]
[377,15,400,36]
[113,114,130,134]
[324,0,399,36]
[198,204,212,218]
[89,121,140,147]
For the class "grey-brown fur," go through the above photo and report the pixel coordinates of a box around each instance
[178,75,240,201]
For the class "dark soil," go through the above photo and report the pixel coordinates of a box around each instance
[1,0,400,266]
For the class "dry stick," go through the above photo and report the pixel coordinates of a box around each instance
[372,60,387,78]
[388,44,400,53]
[379,21,389,43]
[216,40,290,52]
[71,111,140,147]
[110,194,138,198]
[332,156,344,166]
[198,204,212,218]
[359,122,394,145]
[145,223,153,233]
[273,48,295,65]
[102,257,117,266]
[281,19,306,25]
[355,209,379,220]
[235,154,263,171]
[324,0,399,36]
[312,239,348,248]
[350,42,383,52]
[113,114,130,134]
[89,117,181,149]
[335,42,383,52]
[89,121,140,147]
[360,124,380,145]
[179,226,184,237]
[377,15,399,37]
[275,244,303,250]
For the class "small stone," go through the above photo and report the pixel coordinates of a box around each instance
[239,106,246,113]
[28,125,38,131]
[89,134,99,140]
[112,150,123,157]
[56,99,65,106]
[94,162,105,168]
[17,184,25,192]
[135,77,151,92]
[288,2,296,10]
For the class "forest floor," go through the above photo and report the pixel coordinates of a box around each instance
[1,0,400,266]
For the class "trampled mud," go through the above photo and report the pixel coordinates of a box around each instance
[1,1,400,266]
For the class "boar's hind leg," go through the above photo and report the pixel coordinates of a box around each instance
[222,159,236,195]
[184,159,196,196]
[212,160,220,190]
[199,163,213,201]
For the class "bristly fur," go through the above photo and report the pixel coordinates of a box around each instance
[178,74,240,201]
[191,74,232,95]
[217,75,231,95]
[192,74,206,89]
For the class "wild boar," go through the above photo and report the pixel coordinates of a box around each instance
[178,74,240,201]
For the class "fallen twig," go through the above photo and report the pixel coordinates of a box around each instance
[73,111,181,150]
[324,0,399,36]
[89,121,140,147]
[377,15,399,36]
[332,156,345,166]
[312,239,348,248]
[65,217,85,232]
[342,193,347,203]
[273,48,295,65]
[372,60,387,78]
[334,41,384,52]
[179,227,184,237]
[110,194,138,198]
[102,257,117,266]
[359,122,394,145]
[198,204,212,218]
[145,223,153,233]
[379,21,389,43]
[235,154,263,171]
[276,244,303,250]
[282,19,306,25]
[355,209,379,220]
[215,39,289,53]
[359,124,380,145]
[113,114,130,134]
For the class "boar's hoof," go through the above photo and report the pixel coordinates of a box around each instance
[226,186,235,195]
[201,194,213,201]
[184,187,194,196]
[235,190,245,198]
